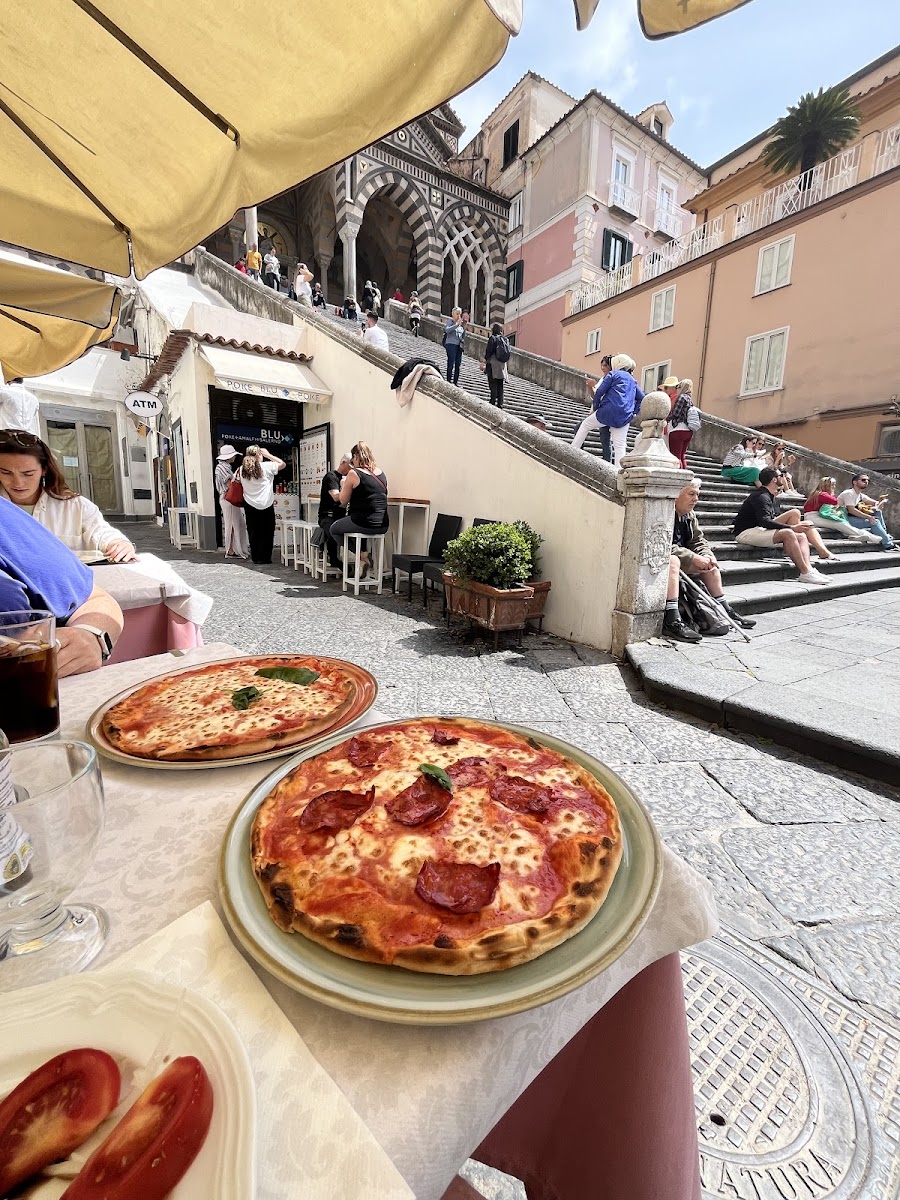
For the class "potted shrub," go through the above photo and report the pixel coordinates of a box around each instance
[442,524,534,638]
[511,520,551,626]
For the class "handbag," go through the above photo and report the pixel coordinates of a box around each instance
[686,405,701,432]
[224,472,244,506]
[311,525,327,548]
[818,503,847,522]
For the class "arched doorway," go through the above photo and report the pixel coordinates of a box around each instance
[357,188,419,302]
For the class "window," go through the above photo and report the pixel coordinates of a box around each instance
[649,285,676,332]
[600,229,633,272]
[474,167,484,185]
[878,425,900,456]
[755,235,794,295]
[657,181,675,213]
[502,120,520,167]
[586,329,602,355]
[741,327,789,395]
[506,261,524,301]
[613,152,632,187]
[641,361,671,392]
[508,192,523,230]
[652,117,664,137]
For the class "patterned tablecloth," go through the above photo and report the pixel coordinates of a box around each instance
[62,645,718,1200]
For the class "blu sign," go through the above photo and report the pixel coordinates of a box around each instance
[125,391,163,417]
[218,424,296,448]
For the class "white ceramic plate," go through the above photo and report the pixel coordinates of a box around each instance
[219,718,662,1025]
[0,971,255,1197]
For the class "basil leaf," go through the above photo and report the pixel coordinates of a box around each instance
[255,666,320,686]
[232,685,263,711]
[419,763,453,792]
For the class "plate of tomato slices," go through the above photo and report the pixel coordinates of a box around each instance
[0,972,255,1198]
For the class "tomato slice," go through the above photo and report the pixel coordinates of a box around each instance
[0,1047,121,1195]
[62,1056,214,1200]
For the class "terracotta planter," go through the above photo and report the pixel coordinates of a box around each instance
[442,573,534,632]
[525,579,551,622]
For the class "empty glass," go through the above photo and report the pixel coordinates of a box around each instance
[0,610,60,743]
[0,739,107,991]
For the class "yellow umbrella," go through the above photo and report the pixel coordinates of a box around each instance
[573,0,750,35]
[0,256,120,381]
[0,0,525,279]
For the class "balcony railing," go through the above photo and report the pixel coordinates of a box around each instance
[607,179,641,219]
[733,145,860,239]
[643,215,725,282]
[570,261,634,315]
[874,122,900,177]
[652,204,687,239]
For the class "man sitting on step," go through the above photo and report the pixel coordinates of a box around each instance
[663,479,757,642]
[732,467,830,585]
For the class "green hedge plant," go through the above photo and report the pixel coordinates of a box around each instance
[444,523,532,590]
[511,520,543,581]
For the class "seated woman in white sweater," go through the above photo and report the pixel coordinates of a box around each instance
[0,430,136,561]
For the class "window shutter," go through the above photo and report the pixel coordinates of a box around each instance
[744,338,764,392]
[758,245,775,293]
[601,229,613,271]
[650,293,662,330]
[624,239,634,265]
[765,331,786,388]
[664,287,675,326]
[642,367,655,392]
[774,240,793,288]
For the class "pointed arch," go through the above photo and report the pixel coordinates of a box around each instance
[437,202,507,323]
[351,169,441,314]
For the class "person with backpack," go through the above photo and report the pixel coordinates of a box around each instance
[407,291,424,336]
[482,322,511,407]
[667,378,700,469]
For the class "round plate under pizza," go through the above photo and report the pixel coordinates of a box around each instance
[218,718,661,1024]
[87,655,378,770]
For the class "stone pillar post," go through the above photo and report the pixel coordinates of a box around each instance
[610,392,692,657]
[338,219,360,302]
[227,222,244,266]
[244,206,258,253]
[317,254,332,301]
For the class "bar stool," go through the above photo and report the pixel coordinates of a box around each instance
[310,540,342,583]
[342,533,386,596]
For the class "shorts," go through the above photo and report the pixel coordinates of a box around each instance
[735,528,779,548]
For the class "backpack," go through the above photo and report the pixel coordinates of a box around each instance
[493,334,511,363]
[678,577,729,637]
[686,404,701,432]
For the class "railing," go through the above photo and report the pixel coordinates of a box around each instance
[874,122,900,177]
[607,179,641,218]
[643,215,724,281]
[570,261,634,315]
[652,205,686,239]
[733,145,860,239]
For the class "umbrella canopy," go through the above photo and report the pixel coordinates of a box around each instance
[0,255,121,381]
[0,0,524,279]
[573,0,751,35]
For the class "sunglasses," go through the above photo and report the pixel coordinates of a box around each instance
[0,430,41,449]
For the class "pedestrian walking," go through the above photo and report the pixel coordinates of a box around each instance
[263,250,281,291]
[214,444,249,559]
[407,291,424,336]
[311,282,327,309]
[245,244,262,280]
[668,379,699,470]
[238,445,285,564]
[571,353,642,467]
[443,307,465,385]
[362,280,375,310]
[482,322,511,407]
[371,283,382,313]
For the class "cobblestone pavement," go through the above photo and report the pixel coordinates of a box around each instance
[133,526,900,1195]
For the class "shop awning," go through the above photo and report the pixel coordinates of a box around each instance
[198,343,331,404]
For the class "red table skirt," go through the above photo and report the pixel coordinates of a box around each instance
[440,953,700,1200]
[106,604,204,666]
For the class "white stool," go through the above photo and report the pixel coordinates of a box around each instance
[342,533,386,596]
[310,541,342,583]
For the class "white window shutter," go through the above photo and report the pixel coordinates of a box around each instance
[664,288,675,326]
[642,367,655,392]
[651,292,662,330]
[758,246,775,293]
[765,331,786,387]
[774,240,793,288]
[745,338,764,392]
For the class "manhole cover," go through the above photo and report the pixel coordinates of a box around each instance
[685,934,899,1199]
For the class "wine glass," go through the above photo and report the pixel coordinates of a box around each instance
[0,740,107,991]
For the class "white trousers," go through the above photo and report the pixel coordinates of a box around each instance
[571,413,629,466]
[807,511,877,541]
[222,498,250,558]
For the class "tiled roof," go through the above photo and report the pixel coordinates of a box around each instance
[137,330,312,391]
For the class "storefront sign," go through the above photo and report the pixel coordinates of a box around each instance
[216,377,319,404]
[125,391,163,417]
[216,423,295,448]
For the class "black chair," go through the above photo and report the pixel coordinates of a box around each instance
[392,513,463,601]
[422,559,446,611]
[473,517,498,526]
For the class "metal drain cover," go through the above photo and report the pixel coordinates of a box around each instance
[686,934,900,1199]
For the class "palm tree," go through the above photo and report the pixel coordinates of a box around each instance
[762,86,861,179]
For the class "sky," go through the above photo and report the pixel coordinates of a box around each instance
[451,0,899,168]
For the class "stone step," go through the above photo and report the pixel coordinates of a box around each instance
[718,550,897,587]
[726,564,900,614]
[709,538,885,561]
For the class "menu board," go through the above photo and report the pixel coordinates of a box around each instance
[298,423,331,511]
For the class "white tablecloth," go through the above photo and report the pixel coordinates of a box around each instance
[63,645,717,1200]
[90,553,213,625]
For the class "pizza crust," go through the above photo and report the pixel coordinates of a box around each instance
[251,718,624,975]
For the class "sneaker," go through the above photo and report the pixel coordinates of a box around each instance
[798,570,829,585]
[662,612,702,643]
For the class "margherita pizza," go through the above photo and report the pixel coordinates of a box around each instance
[251,718,622,974]
[100,656,360,761]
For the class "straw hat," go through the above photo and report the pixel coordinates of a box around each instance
[217,444,238,460]
[662,375,679,388]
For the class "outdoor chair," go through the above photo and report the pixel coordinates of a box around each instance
[392,512,463,601]
[422,518,499,609]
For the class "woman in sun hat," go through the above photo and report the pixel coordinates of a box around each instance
[214,444,249,559]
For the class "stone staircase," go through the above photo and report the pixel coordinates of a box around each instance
[336,308,900,617]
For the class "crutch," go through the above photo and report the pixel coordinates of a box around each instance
[680,569,753,644]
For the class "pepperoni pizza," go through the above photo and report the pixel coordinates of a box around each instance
[100,656,358,761]
[251,718,623,974]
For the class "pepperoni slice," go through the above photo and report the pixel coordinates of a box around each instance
[415,860,501,914]
[447,756,491,787]
[431,728,460,746]
[385,774,452,826]
[489,774,553,815]
[299,787,375,831]
[347,737,381,768]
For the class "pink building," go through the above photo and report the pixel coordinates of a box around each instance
[455,78,706,360]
